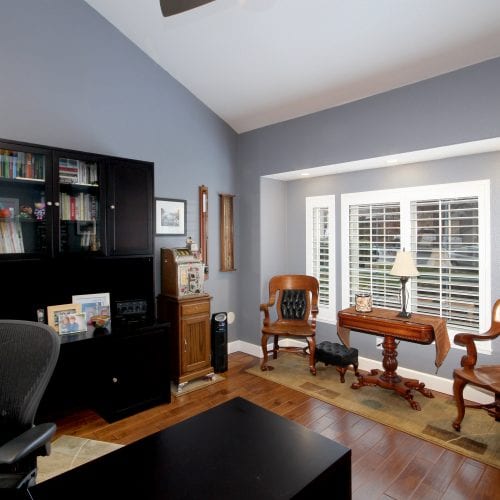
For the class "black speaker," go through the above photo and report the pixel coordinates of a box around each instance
[211,312,228,373]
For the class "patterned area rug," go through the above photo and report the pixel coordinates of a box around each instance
[247,353,499,469]
[37,435,123,483]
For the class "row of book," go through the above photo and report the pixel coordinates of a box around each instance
[59,192,98,221]
[0,220,24,253]
[0,150,45,181]
[59,158,98,185]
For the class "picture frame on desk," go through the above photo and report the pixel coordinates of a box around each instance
[155,198,186,236]
[72,292,110,325]
[47,303,82,333]
[58,312,87,334]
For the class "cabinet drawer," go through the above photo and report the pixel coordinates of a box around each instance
[181,300,210,316]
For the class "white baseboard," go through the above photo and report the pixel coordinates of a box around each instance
[228,340,262,358]
[228,339,491,404]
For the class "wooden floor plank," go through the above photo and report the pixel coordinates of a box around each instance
[383,455,434,499]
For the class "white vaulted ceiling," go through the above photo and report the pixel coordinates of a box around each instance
[84,0,500,134]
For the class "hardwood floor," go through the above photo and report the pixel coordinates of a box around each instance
[53,352,499,500]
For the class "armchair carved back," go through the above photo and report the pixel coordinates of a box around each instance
[267,275,319,325]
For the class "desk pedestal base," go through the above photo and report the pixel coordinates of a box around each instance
[351,335,434,410]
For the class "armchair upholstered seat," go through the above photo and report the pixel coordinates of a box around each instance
[452,299,500,431]
[260,275,319,375]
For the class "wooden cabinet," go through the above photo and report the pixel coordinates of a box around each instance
[0,139,53,257]
[0,137,154,260]
[0,137,156,326]
[157,294,214,389]
[107,158,153,256]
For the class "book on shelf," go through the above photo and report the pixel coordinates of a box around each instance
[0,219,24,254]
[0,149,45,181]
[59,158,98,185]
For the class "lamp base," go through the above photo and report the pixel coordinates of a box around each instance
[397,310,412,318]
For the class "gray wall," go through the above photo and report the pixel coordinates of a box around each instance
[1,0,499,377]
[283,152,500,379]
[0,0,240,340]
[260,178,288,298]
[238,57,500,380]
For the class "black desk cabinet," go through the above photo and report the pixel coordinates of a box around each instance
[38,323,171,423]
[96,325,170,422]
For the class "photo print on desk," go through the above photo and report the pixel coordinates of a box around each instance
[72,292,110,325]
[58,312,87,334]
[47,303,82,334]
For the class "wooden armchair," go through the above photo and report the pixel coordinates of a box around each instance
[260,275,319,375]
[452,299,500,431]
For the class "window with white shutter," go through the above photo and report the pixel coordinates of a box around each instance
[411,197,480,331]
[341,180,490,348]
[306,195,335,322]
[348,202,401,309]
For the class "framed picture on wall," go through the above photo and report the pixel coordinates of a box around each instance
[155,198,187,236]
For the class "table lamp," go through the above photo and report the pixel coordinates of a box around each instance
[389,249,419,318]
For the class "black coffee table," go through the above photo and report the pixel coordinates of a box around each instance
[30,397,351,499]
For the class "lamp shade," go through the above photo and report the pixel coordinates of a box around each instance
[389,250,419,277]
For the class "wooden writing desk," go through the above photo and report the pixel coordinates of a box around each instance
[337,307,450,410]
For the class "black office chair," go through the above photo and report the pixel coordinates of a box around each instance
[0,320,60,492]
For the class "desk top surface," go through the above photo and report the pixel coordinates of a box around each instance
[30,397,350,500]
[337,306,450,368]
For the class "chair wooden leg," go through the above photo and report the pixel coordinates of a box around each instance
[496,392,500,422]
[308,336,316,375]
[261,334,271,371]
[336,366,347,383]
[453,376,467,431]
[273,335,279,359]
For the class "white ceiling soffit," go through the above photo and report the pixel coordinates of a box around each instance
[84,0,500,133]
[264,138,500,181]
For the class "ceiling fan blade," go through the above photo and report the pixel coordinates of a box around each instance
[160,0,216,17]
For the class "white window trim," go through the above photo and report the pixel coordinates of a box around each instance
[341,180,491,353]
[306,195,336,323]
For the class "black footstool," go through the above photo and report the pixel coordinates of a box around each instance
[315,341,359,383]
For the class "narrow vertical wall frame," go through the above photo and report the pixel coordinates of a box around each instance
[219,193,236,272]
[199,185,209,278]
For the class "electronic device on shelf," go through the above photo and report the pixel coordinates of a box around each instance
[113,299,149,329]
[161,247,205,297]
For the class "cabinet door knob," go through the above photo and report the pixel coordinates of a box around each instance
[110,205,115,210]
[112,377,118,383]
[54,201,60,207]
[46,201,53,206]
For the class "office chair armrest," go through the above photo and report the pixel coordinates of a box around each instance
[0,423,56,465]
